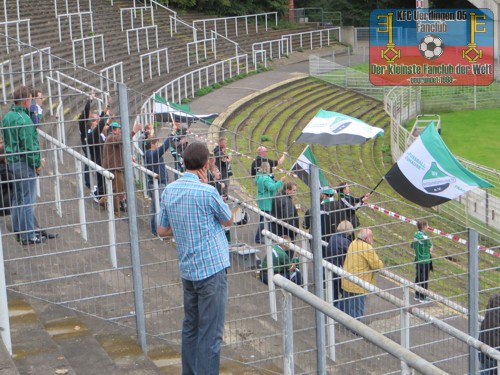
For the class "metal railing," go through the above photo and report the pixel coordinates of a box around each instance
[20,47,53,88]
[140,54,249,125]
[120,6,155,32]
[252,38,289,65]
[0,59,14,103]
[126,25,159,55]
[140,47,170,82]
[274,274,447,375]
[0,19,31,53]
[71,34,105,67]
[192,12,278,41]
[187,36,215,66]
[100,62,124,95]
[282,27,341,53]
[57,11,94,42]
[54,0,92,17]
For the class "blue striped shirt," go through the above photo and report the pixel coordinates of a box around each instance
[159,172,232,281]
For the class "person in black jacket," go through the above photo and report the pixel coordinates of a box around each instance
[479,293,500,374]
[336,182,371,228]
[303,188,337,245]
[270,181,298,241]
[86,105,112,201]
[325,220,354,305]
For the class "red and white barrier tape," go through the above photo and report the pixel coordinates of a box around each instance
[368,204,500,258]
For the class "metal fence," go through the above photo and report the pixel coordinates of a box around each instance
[1,27,500,375]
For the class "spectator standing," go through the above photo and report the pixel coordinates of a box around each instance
[336,182,370,228]
[100,121,140,216]
[86,104,111,201]
[78,92,95,189]
[254,162,285,244]
[213,137,232,196]
[0,143,12,216]
[158,141,234,375]
[479,293,500,374]
[303,188,338,245]
[1,86,45,244]
[340,228,383,319]
[250,146,286,177]
[325,220,354,305]
[412,220,433,302]
[270,181,299,241]
[207,156,224,196]
[259,236,302,285]
[29,88,43,126]
[144,136,171,236]
[170,121,187,180]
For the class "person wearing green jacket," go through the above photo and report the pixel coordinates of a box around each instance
[254,162,285,244]
[259,237,302,285]
[412,220,433,302]
[1,86,44,245]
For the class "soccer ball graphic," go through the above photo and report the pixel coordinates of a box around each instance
[418,34,445,60]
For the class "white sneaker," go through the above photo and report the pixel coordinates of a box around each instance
[90,189,99,203]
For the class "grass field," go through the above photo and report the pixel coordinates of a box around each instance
[407,108,500,170]
[348,64,500,170]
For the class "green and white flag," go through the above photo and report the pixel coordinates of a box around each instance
[385,123,493,207]
[291,146,334,194]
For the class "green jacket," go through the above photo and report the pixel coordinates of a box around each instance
[255,172,284,212]
[2,104,41,169]
[262,244,292,274]
[412,230,432,264]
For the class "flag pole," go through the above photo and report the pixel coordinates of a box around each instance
[370,176,385,193]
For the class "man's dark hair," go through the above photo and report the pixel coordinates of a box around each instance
[183,141,209,170]
[417,220,428,231]
[13,86,31,105]
[284,181,297,191]
[145,138,159,150]
[31,88,41,98]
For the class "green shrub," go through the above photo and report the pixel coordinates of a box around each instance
[260,135,270,142]
[297,47,305,53]
[181,98,190,104]
[195,86,214,97]
[212,82,222,89]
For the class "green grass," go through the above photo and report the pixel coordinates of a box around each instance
[406,108,500,170]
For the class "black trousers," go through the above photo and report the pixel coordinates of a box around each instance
[415,262,430,300]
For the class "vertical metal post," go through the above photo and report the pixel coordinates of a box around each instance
[468,228,479,375]
[118,83,147,353]
[310,164,326,374]
[401,285,412,374]
[265,232,277,321]
[282,289,294,375]
[0,227,12,355]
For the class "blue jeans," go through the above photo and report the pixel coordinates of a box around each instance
[181,269,228,375]
[479,352,498,374]
[9,161,37,241]
[338,291,366,320]
[255,211,270,243]
[149,184,165,236]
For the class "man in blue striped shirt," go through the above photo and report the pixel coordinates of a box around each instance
[158,141,233,375]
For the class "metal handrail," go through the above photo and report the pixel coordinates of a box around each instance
[273,274,448,375]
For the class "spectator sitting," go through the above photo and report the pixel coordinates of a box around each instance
[260,236,302,285]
